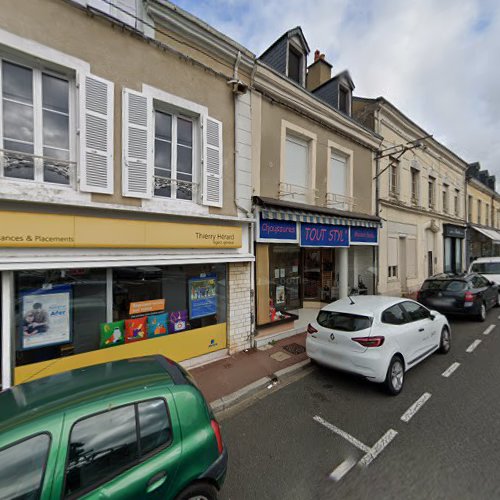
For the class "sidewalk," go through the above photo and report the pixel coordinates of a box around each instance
[190,332,309,411]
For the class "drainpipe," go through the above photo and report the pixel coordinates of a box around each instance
[229,50,256,348]
[374,104,382,295]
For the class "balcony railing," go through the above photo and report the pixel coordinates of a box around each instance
[154,175,198,200]
[0,149,76,186]
[278,182,318,204]
[325,192,355,211]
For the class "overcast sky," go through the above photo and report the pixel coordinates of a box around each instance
[174,0,499,179]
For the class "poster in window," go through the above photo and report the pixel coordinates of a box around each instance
[21,285,72,350]
[124,317,147,343]
[276,285,286,305]
[188,275,217,319]
[100,320,125,348]
[169,310,188,333]
[147,313,169,338]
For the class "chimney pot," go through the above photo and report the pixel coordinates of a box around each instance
[314,49,320,62]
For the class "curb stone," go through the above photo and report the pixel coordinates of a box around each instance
[210,359,311,414]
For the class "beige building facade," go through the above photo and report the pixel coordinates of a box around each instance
[251,35,381,342]
[353,97,468,296]
[0,0,255,387]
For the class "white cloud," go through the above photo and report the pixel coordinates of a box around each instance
[177,0,500,179]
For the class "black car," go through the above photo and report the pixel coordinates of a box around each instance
[417,273,499,321]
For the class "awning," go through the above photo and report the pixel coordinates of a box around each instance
[471,225,500,244]
[255,196,381,228]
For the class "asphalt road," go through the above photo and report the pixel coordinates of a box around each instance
[218,309,500,500]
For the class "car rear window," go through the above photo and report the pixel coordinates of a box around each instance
[0,433,51,500]
[471,262,500,274]
[317,311,372,332]
[421,280,466,292]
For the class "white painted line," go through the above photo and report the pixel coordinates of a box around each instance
[483,324,496,336]
[329,457,357,481]
[401,392,432,423]
[359,429,398,467]
[466,339,482,353]
[442,362,460,378]
[313,415,370,453]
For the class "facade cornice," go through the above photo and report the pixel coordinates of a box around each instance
[145,0,255,78]
[468,177,500,200]
[254,63,382,151]
[380,198,466,226]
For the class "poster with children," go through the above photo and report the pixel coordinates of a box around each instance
[21,285,72,350]
[188,275,217,319]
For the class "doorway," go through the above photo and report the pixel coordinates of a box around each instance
[302,248,321,300]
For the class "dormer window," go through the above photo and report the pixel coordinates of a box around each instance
[287,45,302,84]
[339,85,350,114]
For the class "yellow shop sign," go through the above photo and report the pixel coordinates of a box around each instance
[0,211,242,249]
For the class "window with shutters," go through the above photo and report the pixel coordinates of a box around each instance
[0,59,75,186]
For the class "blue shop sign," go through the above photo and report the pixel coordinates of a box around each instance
[257,215,298,242]
[350,226,378,245]
[300,223,349,247]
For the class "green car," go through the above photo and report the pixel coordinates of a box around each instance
[0,355,227,500]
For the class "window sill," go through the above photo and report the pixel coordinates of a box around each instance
[142,197,210,216]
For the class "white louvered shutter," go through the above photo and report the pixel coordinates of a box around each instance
[122,89,152,198]
[79,74,114,194]
[202,116,223,207]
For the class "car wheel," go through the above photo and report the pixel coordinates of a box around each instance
[385,356,404,396]
[175,482,218,500]
[438,326,451,354]
[477,302,487,322]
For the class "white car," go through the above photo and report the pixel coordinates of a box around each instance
[469,257,500,287]
[306,295,451,395]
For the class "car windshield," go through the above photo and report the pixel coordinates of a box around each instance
[421,280,466,292]
[470,262,500,274]
[317,311,373,332]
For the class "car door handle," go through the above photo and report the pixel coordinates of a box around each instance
[147,471,168,493]
[418,328,425,332]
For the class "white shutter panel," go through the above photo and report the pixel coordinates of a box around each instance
[79,73,114,194]
[203,116,223,207]
[122,88,152,198]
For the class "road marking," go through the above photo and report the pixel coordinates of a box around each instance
[313,415,370,453]
[466,339,482,353]
[359,429,398,467]
[329,457,357,481]
[483,324,496,335]
[401,392,432,423]
[442,362,460,378]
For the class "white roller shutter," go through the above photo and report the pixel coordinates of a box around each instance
[79,73,114,194]
[122,88,152,198]
[202,116,223,207]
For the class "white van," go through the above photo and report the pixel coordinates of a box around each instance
[469,257,500,286]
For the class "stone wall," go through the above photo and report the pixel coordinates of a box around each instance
[228,262,253,353]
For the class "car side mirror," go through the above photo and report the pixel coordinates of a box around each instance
[429,313,436,321]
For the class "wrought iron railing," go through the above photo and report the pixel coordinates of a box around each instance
[0,148,75,186]
[278,182,318,204]
[325,192,355,211]
[154,175,198,199]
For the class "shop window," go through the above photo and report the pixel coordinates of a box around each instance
[154,110,194,201]
[1,60,73,185]
[14,264,226,370]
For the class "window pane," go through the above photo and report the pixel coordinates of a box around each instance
[154,139,171,170]
[64,405,138,497]
[138,399,171,456]
[288,48,301,83]
[3,100,34,142]
[154,167,171,198]
[2,62,33,104]
[317,311,372,332]
[381,305,406,325]
[177,144,192,174]
[0,434,50,500]
[43,147,71,185]
[43,110,69,149]
[402,302,428,321]
[177,118,192,147]
[3,140,34,180]
[42,74,69,113]
[155,111,172,140]
[330,155,347,196]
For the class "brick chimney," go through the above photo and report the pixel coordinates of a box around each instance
[306,49,332,91]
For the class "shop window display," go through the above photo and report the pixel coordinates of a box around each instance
[14,264,226,368]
